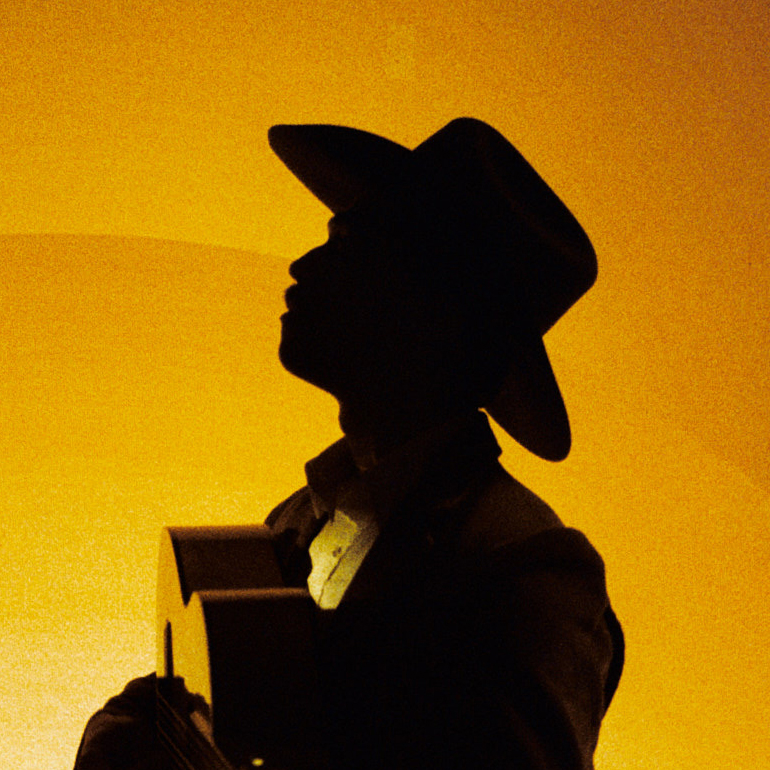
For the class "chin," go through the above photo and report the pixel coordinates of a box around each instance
[278,323,339,395]
[277,336,308,379]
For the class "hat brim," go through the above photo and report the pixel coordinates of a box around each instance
[268,124,410,213]
[486,333,571,461]
[269,122,573,461]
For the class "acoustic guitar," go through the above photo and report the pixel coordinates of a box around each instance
[156,525,328,770]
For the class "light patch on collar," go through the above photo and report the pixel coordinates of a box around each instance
[307,506,380,609]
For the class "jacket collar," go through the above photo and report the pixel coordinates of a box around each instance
[304,410,502,523]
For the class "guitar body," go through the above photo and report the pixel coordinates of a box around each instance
[156,525,327,770]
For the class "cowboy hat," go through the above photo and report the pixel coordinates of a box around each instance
[268,117,596,461]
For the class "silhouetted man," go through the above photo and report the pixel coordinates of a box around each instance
[75,118,623,770]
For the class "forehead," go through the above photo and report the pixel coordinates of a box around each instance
[327,201,383,234]
[327,211,354,235]
[326,191,440,248]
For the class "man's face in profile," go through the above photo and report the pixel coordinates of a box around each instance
[279,208,388,394]
[278,201,459,401]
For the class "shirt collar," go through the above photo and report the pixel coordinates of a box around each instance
[304,410,502,522]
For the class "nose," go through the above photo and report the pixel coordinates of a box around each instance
[288,242,330,282]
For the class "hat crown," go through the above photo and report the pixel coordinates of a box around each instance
[410,119,597,335]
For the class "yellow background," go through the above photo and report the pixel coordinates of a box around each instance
[0,2,767,768]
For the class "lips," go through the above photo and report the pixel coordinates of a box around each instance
[283,283,300,312]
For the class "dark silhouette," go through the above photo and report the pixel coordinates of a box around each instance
[75,118,623,770]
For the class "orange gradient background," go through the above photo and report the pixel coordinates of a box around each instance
[1,2,768,768]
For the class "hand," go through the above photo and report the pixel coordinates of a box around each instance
[74,674,170,770]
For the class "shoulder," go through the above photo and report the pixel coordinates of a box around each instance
[448,464,625,712]
[454,462,564,556]
[447,463,617,669]
[453,463,611,611]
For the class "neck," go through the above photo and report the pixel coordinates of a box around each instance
[337,396,467,472]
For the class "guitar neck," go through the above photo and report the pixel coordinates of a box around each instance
[157,680,236,770]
